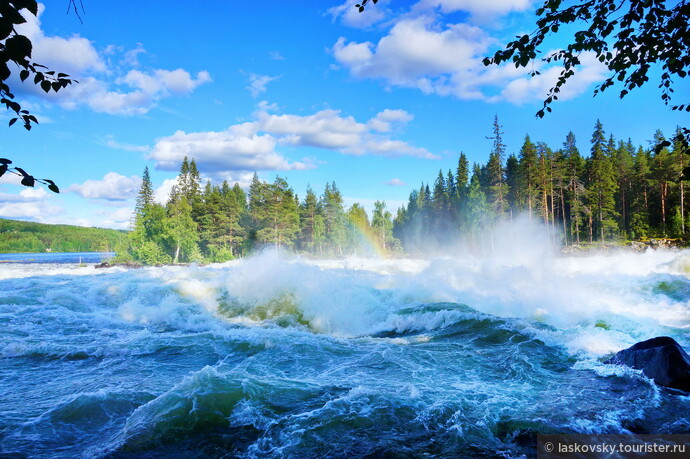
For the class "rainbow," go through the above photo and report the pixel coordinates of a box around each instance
[347,218,389,258]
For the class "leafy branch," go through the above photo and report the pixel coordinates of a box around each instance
[1,0,79,193]
[0,157,59,192]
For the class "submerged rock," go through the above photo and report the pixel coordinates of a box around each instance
[605,337,690,391]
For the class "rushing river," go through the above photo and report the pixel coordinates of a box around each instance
[1,242,689,457]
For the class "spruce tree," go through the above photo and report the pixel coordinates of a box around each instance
[486,115,507,216]
[587,120,619,241]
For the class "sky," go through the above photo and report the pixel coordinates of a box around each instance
[0,0,687,229]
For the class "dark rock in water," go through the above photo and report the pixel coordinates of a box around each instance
[94,261,142,269]
[605,337,690,391]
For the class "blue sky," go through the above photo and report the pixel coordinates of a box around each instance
[0,0,686,229]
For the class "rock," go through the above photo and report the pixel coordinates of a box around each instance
[94,261,142,269]
[605,337,690,391]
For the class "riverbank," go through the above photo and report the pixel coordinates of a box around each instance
[561,238,686,255]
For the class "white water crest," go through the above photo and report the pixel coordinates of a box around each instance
[2,220,690,457]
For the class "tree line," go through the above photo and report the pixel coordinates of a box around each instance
[118,116,687,264]
[0,218,125,253]
[117,158,401,264]
[393,116,688,254]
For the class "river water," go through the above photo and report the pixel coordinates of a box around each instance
[1,243,689,457]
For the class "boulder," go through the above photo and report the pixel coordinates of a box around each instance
[605,336,690,391]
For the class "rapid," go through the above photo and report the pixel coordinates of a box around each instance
[1,224,689,457]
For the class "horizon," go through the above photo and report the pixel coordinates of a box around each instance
[0,1,687,229]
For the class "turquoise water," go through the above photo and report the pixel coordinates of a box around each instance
[1,246,689,458]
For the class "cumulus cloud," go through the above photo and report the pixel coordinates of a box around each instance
[149,104,436,177]
[0,185,63,222]
[332,12,607,104]
[14,5,211,116]
[489,51,609,104]
[91,207,133,229]
[332,17,493,99]
[68,172,141,201]
[386,178,407,186]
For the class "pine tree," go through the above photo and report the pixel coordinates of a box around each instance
[562,132,586,244]
[650,129,675,235]
[587,119,619,241]
[518,135,539,216]
[486,115,507,216]
[615,139,635,237]
[505,153,521,218]
[255,176,300,249]
[299,185,325,254]
[630,146,651,238]
[672,127,687,235]
[134,166,154,224]
[322,182,347,255]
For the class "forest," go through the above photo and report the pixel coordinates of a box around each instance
[0,218,126,253]
[116,159,400,264]
[119,117,687,264]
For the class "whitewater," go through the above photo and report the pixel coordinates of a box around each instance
[1,230,690,457]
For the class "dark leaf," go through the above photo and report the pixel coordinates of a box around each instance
[0,18,13,40]
[14,167,29,177]
[19,69,29,82]
[4,34,32,61]
[8,118,17,127]
[20,175,35,187]
[0,63,10,82]
[43,179,60,193]
[40,80,51,93]
[25,0,38,16]
[0,158,12,165]
[682,166,690,181]
[0,164,7,178]
[34,73,43,84]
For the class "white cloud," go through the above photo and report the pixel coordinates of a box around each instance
[154,178,178,204]
[490,52,609,104]
[14,5,211,116]
[92,207,133,229]
[0,185,63,222]
[328,0,390,28]
[17,4,105,75]
[415,0,533,19]
[332,17,492,99]
[247,73,279,98]
[386,178,407,186]
[367,108,414,132]
[100,135,149,153]
[332,13,606,104]
[68,172,141,201]
[149,104,436,177]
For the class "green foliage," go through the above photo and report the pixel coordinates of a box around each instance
[1,1,79,192]
[0,218,126,253]
[484,0,690,117]
[394,116,690,250]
